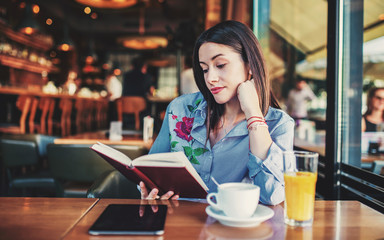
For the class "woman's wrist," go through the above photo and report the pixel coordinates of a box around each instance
[245,110,263,121]
[247,117,267,129]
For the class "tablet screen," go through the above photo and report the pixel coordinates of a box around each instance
[89,204,168,235]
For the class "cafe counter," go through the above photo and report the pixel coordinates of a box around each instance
[0,86,108,136]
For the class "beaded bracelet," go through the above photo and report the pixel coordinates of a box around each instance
[246,116,265,122]
[247,119,266,129]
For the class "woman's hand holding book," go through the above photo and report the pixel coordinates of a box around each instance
[140,181,180,200]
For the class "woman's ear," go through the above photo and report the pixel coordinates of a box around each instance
[248,70,253,80]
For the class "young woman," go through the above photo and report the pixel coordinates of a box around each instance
[140,20,294,205]
[362,87,384,132]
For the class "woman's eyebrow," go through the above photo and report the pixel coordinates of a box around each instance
[199,53,224,65]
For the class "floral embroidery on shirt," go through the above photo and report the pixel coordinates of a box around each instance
[174,116,193,142]
[170,98,208,165]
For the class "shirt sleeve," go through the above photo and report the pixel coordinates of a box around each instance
[305,87,317,101]
[247,117,295,205]
[148,104,171,154]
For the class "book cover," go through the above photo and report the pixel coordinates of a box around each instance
[91,142,208,198]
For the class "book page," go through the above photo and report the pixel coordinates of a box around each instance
[91,142,133,167]
[134,152,208,191]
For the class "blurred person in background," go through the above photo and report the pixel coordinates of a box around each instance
[362,87,384,132]
[105,70,122,101]
[122,57,155,97]
[180,56,199,95]
[105,70,122,121]
[286,79,316,121]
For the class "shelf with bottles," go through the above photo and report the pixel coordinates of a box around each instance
[0,54,58,74]
[0,22,53,51]
[0,22,58,74]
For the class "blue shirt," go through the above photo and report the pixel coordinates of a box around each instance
[149,92,294,205]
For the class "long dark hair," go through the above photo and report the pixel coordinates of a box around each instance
[364,87,384,119]
[192,20,280,136]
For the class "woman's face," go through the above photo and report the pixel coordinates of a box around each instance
[372,89,384,111]
[199,42,249,104]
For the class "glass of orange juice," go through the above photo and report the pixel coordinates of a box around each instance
[283,151,318,227]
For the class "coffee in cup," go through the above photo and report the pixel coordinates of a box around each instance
[206,182,260,219]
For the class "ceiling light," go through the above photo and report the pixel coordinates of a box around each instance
[75,0,138,9]
[118,36,168,50]
[32,4,40,14]
[57,25,74,51]
[46,18,53,25]
[17,2,41,35]
[84,7,91,14]
[85,38,97,63]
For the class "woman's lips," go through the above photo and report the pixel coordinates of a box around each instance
[211,87,224,94]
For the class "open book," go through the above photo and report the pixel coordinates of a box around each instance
[91,142,208,198]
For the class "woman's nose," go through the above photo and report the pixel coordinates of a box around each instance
[206,69,219,85]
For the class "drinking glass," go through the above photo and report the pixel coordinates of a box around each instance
[283,151,318,227]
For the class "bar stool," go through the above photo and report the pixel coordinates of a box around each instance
[95,99,101,129]
[101,100,109,129]
[75,98,85,133]
[84,99,94,131]
[28,97,40,133]
[0,95,32,134]
[47,98,73,136]
[29,97,54,134]
[39,97,53,134]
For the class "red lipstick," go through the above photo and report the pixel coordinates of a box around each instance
[211,87,224,94]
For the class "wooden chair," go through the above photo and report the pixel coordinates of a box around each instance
[0,95,32,134]
[116,96,147,130]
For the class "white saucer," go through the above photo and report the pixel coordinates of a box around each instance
[205,205,274,228]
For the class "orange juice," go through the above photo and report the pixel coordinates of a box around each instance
[284,172,317,221]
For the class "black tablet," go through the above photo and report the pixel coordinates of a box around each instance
[88,204,168,235]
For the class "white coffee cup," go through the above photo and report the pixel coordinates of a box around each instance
[206,182,260,219]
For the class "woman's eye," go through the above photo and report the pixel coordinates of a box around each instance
[202,69,208,73]
[217,64,225,69]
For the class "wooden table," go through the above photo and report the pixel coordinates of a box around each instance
[54,130,153,150]
[1,198,383,239]
[361,153,384,163]
[62,199,384,240]
[0,197,98,240]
